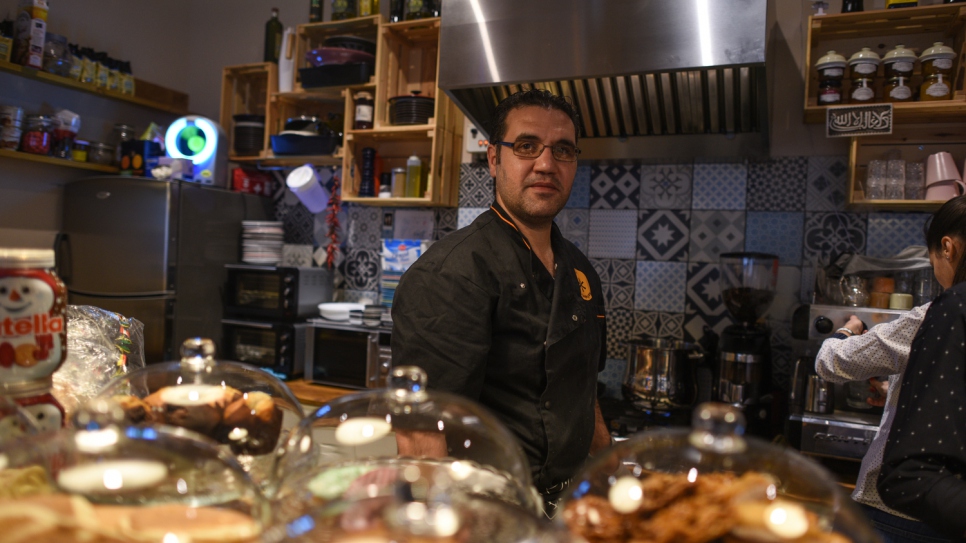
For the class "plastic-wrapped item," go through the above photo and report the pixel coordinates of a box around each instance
[51,305,144,419]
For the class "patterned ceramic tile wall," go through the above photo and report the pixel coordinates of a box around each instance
[276,156,929,392]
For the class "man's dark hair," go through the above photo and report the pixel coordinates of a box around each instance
[926,195,966,285]
[488,90,580,151]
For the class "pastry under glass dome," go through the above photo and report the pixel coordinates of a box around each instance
[95,338,304,493]
[560,403,879,543]
[0,399,271,542]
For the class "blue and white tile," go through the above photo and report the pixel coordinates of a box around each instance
[686,262,726,319]
[866,212,930,258]
[341,247,381,292]
[555,209,589,254]
[605,308,634,360]
[807,156,849,212]
[434,208,458,240]
[599,358,627,398]
[689,210,745,263]
[803,212,867,266]
[565,165,591,208]
[768,319,794,391]
[639,164,692,209]
[684,304,733,344]
[277,199,317,245]
[633,311,685,340]
[747,157,807,211]
[340,289,380,304]
[591,258,635,310]
[590,164,640,210]
[589,209,638,259]
[345,205,382,249]
[745,212,805,266]
[281,244,314,267]
[764,266,802,322]
[636,209,690,261]
[692,162,747,210]
[458,207,488,229]
[634,261,687,312]
[458,162,494,208]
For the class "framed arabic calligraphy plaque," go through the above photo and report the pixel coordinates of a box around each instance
[826,104,893,138]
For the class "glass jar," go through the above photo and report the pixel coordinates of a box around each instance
[353,91,374,130]
[111,123,137,164]
[392,166,406,197]
[850,77,875,103]
[42,32,71,78]
[71,139,90,162]
[331,0,357,20]
[814,50,846,83]
[20,115,54,155]
[405,0,437,20]
[921,41,955,77]
[88,141,115,164]
[921,74,952,101]
[817,79,842,105]
[848,47,880,79]
[885,76,913,102]
[883,43,916,78]
[560,403,879,543]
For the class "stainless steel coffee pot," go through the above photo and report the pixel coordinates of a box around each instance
[623,338,703,410]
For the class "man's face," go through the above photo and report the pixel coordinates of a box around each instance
[487,106,577,228]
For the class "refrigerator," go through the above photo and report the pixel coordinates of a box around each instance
[59,177,274,363]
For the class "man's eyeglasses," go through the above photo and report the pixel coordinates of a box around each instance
[497,140,581,163]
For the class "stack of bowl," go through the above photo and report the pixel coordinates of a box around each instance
[389,91,435,125]
[232,114,265,156]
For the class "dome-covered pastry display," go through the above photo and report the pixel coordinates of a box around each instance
[0,399,271,542]
[95,338,304,492]
[274,366,540,522]
[560,403,878,543]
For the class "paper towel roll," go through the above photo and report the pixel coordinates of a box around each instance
[279,27,295,93]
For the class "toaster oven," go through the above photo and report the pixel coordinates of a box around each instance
[221,319,308,380]
[305,319,391,389]
[224,264,333,321]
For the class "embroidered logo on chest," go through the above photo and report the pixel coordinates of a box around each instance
[575,269,592,301]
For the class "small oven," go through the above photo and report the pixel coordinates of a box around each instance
[224,264,333,321]
[221,319,308,380]
[306,319,391,389]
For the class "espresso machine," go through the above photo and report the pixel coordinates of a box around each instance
[716,252,779,435]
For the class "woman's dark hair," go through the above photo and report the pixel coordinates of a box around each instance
[488,89,580,152]
[926,195,966,285]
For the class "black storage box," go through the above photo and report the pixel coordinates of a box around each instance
[299,62,373,88]
[271,133,339,155]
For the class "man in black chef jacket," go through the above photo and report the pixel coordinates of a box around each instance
[391,89,611,512]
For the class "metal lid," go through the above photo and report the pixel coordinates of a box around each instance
[354,91,373,100]
[90,142,114,151]
[815,50,846,69]
[0,248,55,268]
[921,41,955,62]
[848,47,881,65]
[883,44,917,63]
[392,167,406,173]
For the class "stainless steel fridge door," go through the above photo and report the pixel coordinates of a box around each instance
[66,293,174,364]
[62,177,176,295]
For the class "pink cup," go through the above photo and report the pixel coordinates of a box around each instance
[926,152,961,186]
[925,179,966,201]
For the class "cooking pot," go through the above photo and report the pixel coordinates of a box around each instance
[805,374,835,414]
[623,338,702,410]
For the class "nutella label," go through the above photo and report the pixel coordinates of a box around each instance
[935,58,953,70]
[890,85,912,100]
[853,63,877,75]
[893,61,913,72]
[0,274,66,383]
[852,86,874,101]
[819,92,841,103]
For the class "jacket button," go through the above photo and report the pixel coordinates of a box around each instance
[572,315,578,321]
[544,401,551,409]
[520,283,526,288]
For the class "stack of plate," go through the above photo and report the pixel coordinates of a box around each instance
[241,221,284,264]
[388,94,435,125]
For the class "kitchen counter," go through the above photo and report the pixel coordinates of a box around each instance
[287,379,359,407]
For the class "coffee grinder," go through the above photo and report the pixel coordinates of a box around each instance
[716,252,779,435]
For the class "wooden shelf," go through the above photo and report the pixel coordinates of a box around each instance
[0,59,189,116]
[231,154,342,168]
[805,99,966,124]
[0,148,119,173]
[809,5,966,41]
[346,123,435,139]
[846,198,946,211]
[342,195,441,207]
[286,379,357,407]
[382,17,441,43]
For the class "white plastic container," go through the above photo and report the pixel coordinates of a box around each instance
[286,164,330,213]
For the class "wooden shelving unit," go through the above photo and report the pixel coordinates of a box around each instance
[0,59,190,116]
[0,148,119,173]
[231,154,342,168]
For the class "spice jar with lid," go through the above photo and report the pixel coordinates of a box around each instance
[353,91,374,130]
[818,79,842,105]
[849,47,881,78]
[921,41,955,77]
[883,44,916,78]
[815,50,847,83]
[850,77,876,103]
[71,140,90,162]
[88,142,115,165]
[20,115,55,155]
[885,76,914,102]
[921,74,952,101]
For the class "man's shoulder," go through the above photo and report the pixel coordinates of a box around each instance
[409,210,503,272]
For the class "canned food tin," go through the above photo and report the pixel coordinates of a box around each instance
[0,105,24,129]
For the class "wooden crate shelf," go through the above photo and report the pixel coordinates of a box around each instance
[220,63,277,158]
[0,148,119,173]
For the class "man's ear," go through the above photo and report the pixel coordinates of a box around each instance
[487,144,499,178]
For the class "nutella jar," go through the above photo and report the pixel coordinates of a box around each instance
[921,74,952,101]
[849,47,881,79]
[921,42,955,77]
[815,50,847,82]
[818,79,842,105]
[885,76,914,102]
[850,77,876,103]
[883,44,916,78]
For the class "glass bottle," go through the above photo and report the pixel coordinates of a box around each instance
[264,8,283,63]
[405,153,422,197]
[405,0,433,20]
[309,0,322,22]
[389,0,404,22]
[359,0,380,16]
[842,0,863,12]
[332,0,357,20]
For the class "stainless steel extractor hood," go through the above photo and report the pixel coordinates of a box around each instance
[439,0,767,143]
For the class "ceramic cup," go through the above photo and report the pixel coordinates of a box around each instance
[926,152,961,186]
[889,293,914,310]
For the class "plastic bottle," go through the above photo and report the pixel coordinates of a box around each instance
[405,153,421,197]
[264,8,283,63]
[309,0,323,22]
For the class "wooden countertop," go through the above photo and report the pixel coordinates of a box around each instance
[286,379,359,406]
